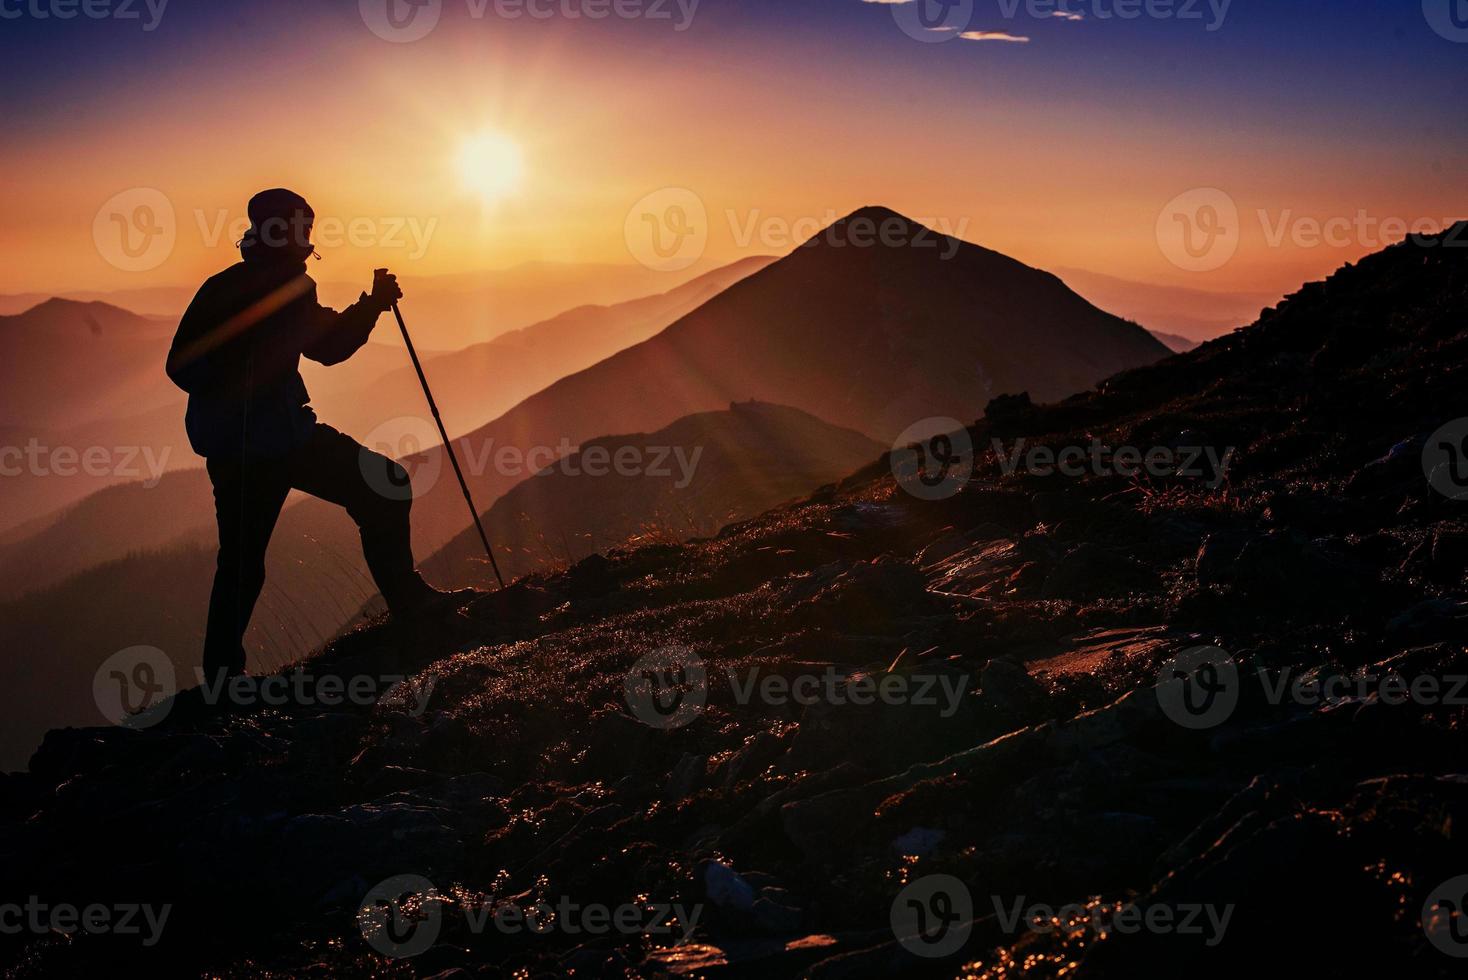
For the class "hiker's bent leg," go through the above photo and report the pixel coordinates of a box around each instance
[204,455,290,679]
[289,424,428,610]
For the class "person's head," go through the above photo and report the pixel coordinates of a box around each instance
[240,188,315,263]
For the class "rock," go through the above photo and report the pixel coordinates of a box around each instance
[1041,543,1150,600]
[1386,598,1468,646]
[564,553,615,599]
[781,664,979,775]
[1031,490,1080,524]
[890,826,945,857]
[561,948,619,974]
[984,391,1036,434]
[713,731,786,789]
[1230,530,1373,610]
[703,861,756,911]
[664,752,705,799]
[1195,531,1249,586]
[641,943,738,975]
[643,935,847,977]
[1017,528,1059,564]
[752,896,804,935]
[1429,525,1468,583]
[977,658,1050,728]
[1345,435,1423,496]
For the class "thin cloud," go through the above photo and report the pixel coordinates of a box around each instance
[959,30,1032,43]
[1052,10,1085,20]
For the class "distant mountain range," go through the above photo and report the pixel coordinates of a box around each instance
[1150,330,1201,353]
[423,401,885,587]
[1056,266,1280,342]
[0,259,732,347]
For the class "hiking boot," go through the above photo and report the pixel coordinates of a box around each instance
[389,585,480,621]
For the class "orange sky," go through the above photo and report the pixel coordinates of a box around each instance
[2,2,1464,302]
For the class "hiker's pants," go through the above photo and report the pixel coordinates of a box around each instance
[202,423,422,677]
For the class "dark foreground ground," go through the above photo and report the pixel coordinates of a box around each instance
[2,228,1467,977]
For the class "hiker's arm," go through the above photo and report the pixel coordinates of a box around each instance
[166,279,222,393]
[300,273,400,365]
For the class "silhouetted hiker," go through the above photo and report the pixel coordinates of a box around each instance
[167,188,456,682]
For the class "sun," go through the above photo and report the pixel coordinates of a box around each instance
[456,130,525,207]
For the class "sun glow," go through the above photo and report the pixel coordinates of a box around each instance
[457,130,525,207]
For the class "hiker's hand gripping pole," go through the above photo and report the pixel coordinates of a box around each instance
[388,294,507,590]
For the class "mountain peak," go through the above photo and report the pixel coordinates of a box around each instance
[15,297,136,320]
[839,204,912,225]
[793,205,948,256]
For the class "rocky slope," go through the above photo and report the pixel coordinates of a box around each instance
[1,227,1465,977]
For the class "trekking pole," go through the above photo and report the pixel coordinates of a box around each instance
[388,296,507,590]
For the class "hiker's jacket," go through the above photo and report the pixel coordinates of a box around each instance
[167,242,389,458]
